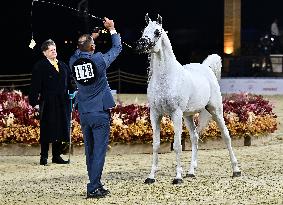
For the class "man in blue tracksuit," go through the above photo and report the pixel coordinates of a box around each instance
[69,17,122,199]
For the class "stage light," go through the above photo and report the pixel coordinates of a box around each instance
[224,40,234,54]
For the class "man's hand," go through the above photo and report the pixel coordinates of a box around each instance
[91,32,100,40]
[103,17,115,31]
[91,27,101,40]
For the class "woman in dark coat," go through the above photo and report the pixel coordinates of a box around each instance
[29,39,74,165]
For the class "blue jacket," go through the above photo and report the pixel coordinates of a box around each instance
[69,33,122,114]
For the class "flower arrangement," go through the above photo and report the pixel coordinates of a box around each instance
[201,93,278,140]
[0,89,40,144]
[0,89,278,145]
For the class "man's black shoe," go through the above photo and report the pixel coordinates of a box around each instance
[86,188,107,199]
[40,157,47,166]
[99,186,110,195]
[52,156,69,164]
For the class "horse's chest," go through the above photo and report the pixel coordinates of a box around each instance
[149,93,180,112]
[147,72,187,112]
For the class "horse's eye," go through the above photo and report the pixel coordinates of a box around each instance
[154,29,160,37]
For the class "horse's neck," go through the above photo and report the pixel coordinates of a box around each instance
[150,32,178,77]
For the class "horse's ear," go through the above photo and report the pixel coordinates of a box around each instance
[157,14,162,25]
[145,13,151,24]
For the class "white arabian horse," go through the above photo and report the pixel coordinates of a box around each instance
[135,14,241,184]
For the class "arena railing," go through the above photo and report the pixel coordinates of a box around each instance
[0,69,148,93]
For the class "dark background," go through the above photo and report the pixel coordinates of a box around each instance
[1,0,283,93]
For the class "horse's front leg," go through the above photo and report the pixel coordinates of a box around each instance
[145,110,162,184]
[171,109,184,184]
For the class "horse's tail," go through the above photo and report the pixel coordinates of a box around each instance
[202,54,222,81]
[197,109,212,135]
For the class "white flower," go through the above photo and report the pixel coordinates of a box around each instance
[112,113,125,127]
[247,111,256,124]
[13,90,22,96]
[5,113,15,127]
[137,115,147,124]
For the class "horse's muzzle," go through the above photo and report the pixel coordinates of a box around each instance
[135,37,154,54]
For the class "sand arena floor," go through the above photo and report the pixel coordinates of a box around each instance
[0,138,282,205]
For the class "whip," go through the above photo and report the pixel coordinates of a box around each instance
[29,0,132,49]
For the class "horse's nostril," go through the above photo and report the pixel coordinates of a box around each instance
[134,42,143,52]
[135,38,153,53]
[140,38,149,44]
[135,39,146,48]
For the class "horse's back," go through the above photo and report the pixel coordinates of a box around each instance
[182,62,222,110]
[183,63,213,77]
[184,63,220,86]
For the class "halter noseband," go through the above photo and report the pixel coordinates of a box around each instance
[135,25,163,53]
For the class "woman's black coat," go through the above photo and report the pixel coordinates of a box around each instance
[29,59,74,143]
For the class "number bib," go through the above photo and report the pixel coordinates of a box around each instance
[72,58,97,85]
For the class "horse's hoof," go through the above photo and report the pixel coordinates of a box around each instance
[144,178,155,184]
[232,171,241,177]
[172,178,183,184]
[186,174,196,178]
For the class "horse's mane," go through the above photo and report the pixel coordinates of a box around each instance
[147,27,177,82]
[160,29,175,58]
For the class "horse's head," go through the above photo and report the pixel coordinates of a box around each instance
[135,13,163,54]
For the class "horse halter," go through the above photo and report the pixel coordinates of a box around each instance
[135,27,162,54]
[135,14,163,54]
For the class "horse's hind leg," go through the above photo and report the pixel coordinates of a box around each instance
[209,106,241,177]
[183,115,198,177]
[171,109,184,184]
[145,110,162,184]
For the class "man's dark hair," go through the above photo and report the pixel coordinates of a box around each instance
[77,34,94,52]
[41,39,56,52]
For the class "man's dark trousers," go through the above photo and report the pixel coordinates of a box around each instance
[40,141,63,158]
[80,110,110,193]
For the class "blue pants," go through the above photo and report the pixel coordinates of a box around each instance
[80,110,110,192]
